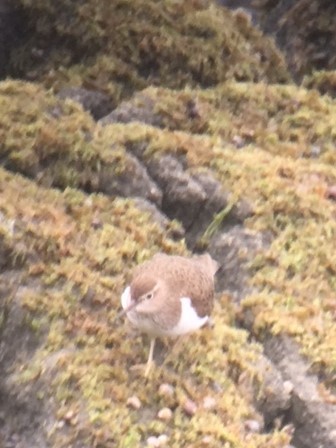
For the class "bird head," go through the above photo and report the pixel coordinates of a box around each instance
[116,275,164,321]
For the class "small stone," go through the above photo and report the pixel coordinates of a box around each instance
[310,145,321,157]
[157,407,173,421]
[127,395,141,410]
[146,436,160,447]
[158,383,174,397]
[232,135,245,148]
[56,420,65,429]
[326,185,336,201]
[182,398,198,416]
[202,396,216,410]
[283,380,294,395]
[244,419,261,433]
[201,435,213,445]
[157,434,169,445]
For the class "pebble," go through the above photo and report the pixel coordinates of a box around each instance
[157,407,173,421]
[126,395,141,410]
[326,185,336,201]
[283,380,294,395]
[158,383,174,397]
[244,419,261,433]
[201,435,214,445]
[182,398,198,416]
[202,396,216,411]
[146,434,168,447]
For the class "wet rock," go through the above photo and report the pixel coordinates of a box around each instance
[58,87,113,120]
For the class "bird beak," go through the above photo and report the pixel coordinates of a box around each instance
[113,300,138,322]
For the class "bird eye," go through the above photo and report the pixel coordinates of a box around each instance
[145,293,153,300]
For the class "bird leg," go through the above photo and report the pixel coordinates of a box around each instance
[144,337,156,378]
[130,337,156,378]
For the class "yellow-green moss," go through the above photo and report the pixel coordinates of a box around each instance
[0,166,291,447]
[109,83,336,163]
[0,80,133,189]
[11,0,290,100]
[2,75,336,446]
[303,70,336,98]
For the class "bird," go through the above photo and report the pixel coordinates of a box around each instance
[119,252,218,377]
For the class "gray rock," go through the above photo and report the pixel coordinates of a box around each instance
[209,226,270,300]
[58,86,113,120]
[133,197,185,239]
[264,336,336,448]
[99,152,162,205]
[146,154,207,229]
[99,92,164,127]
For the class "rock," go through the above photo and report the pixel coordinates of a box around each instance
[254,356,292,427]
[264,336,336,448]
[57,87,113,120]
[99,152,162,205]
[100,92,164,127]
[182,398,198,416]
[158,383,175,398]
[146,154,207,229]
[146,435,168,447]
[326,185,336,201]
[209,226,271,301]
[202,396,216,411]
[157,407,173,421]
[133,198,185,239]
[244,419,262,433]
[126,395,142,410]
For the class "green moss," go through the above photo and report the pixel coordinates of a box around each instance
[0,166,291,447]
[11,0,290,100]
[303,70,336,98]
[2,64,336,446]
[0,80,133,191]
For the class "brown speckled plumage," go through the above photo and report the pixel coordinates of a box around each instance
[121,252,218,376]
[129,253,218,330]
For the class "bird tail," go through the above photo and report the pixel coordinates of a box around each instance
[194,253,219,276]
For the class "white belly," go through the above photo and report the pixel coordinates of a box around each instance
[120,287,208,337]
[164,297,208,336]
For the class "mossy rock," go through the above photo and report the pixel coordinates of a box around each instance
[254,0,336,80]
[10,0,290,103]
[0,166,292,447]
[303,70,336,98]
[1,76,336,446]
